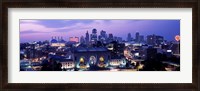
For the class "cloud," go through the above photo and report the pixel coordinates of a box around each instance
[20,23,58,32]
[20,30,49,34]
[20,20,142,37]
[20,20,180,42]
[20,20,94,33]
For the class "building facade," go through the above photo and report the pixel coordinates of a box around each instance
[73,47,110,69]
[50,36,65,47]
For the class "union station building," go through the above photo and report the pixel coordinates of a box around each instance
[73,47,110,69]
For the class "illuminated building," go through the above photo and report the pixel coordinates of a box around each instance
[49,55,75,70]
[25,43,43,60]
[147,35,155,45]
[89,56,97,66]
[20,61,33,71]
[155,36,164,45]
[90,29,98,44]
[31,62,42,71]
[73,47,110,69]
[147,34,164,46]
[60,59,75,70]
[69,37,79,43]
[98,30,107,43]
[107,41,125,56]
[109,58,126,67]
[50,36,65,47]
[169,42,180,55]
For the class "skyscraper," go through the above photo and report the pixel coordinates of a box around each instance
[135,32,139,42]
[85,31,89,44]
[147,35,156,45]
[139,35,144,43]
[147,34,164,45]
[100,30,107,38]
[80,36,85,44]
[108,33,114,43]
[127,33,132,42]
[90,29,98,44]
[99,30,107,43]
[155,35,164,45]
[117,37,123,42]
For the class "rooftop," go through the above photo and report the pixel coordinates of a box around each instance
[74,47,108,52]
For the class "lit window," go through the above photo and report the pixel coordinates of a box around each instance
[80,57,84,62]
[99,57,104,62]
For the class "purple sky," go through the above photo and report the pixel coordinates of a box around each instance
[20,20,180,43]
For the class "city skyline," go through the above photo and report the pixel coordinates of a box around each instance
[20,20,180,71]
[20,20,180,43]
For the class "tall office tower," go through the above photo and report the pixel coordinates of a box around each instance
[107,33,114,43]
[139,35,144,43]
[99,30,107,43]
[147,34,164,46]
[147,35,156,45]
[100,30,107,38]
[127,33,132,42]
[80,36,85,44]
[90,29,98,44]
[85,31,89,44]
[135,32,139,42]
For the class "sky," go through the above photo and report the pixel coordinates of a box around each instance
[20,20,180,43]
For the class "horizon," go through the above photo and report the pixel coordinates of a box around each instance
[20,20,180,43]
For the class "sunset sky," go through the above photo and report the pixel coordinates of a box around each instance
[20,20,180,43]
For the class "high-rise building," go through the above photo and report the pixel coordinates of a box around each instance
[98,30,107,43]
[117,37,123,42]
[147,34,164,45]
[30,43,36,59]
[135,32,139,42]
[100,30,107,38]
[127,33,132,42]
[114,36,118,41]
[147,34,164,46]
[107,33,114,43]
[80,36,85,44]
[147,35,156,45]
[155,36,164,45]
[139,35,144,43]
[85,31,89,45]
[90,29,98,44]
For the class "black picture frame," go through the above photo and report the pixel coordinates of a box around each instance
[1,0,199,91]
